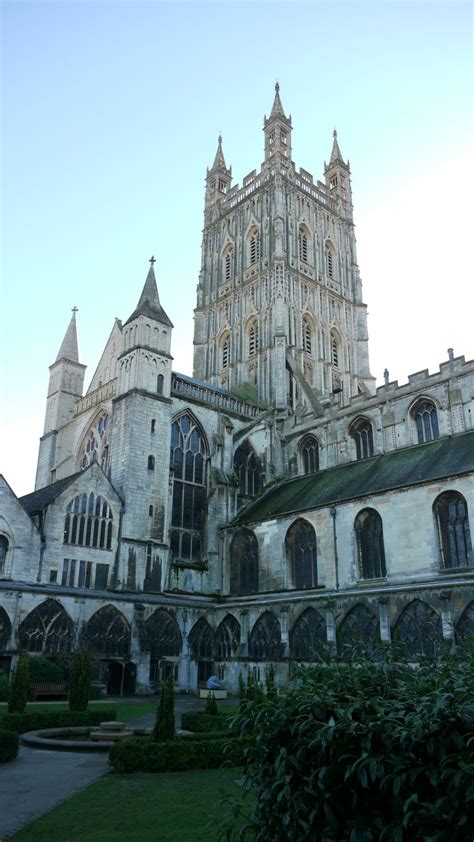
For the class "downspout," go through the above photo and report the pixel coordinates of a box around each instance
[37,511,46,584]
[330,507,339,591]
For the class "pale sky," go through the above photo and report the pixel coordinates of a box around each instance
[1,0,473,496]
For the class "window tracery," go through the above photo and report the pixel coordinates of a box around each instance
[63,493,113,550]
[19,599,74,656]
[338,604,379,659]
[289,608,325,659]
[215,614,241,659]
[188,617,215,659]
[300,435,319,474]
[302,317,312,354]
[285,519,318,589]
[170,413,207,563]
[78,412,110,472]
[434,491,472,568]
[248,321,259,357]
[393,599,443,659]
[233,440,263,505]
[355,509,386,579]
[249,229,260,265]
[82,605,131,658]
[412,399,439,443]
[350,418,374,460]
[230,528,259,595]
[248,612,282,659]
[142,609,182,658]
[0,536,8,576]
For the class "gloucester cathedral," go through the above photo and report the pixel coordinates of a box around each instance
[1,86,473,694]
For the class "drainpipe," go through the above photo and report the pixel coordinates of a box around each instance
[37,511,46,583]
[330,507,339,591]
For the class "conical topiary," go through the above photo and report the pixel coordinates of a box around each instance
[68,650,92,711]
[8,651,30,713]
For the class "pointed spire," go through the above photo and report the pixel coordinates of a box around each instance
[269,81,287,120]
[210,134,227,172]
[124,257,173,327]
[329,128,345,165]
[56,307,79,362]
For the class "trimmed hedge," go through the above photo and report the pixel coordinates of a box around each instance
[0,670,8,702]
[109,735,245,774]
[0,708,116,734]
[0,729,19,763]
[181,712,230,733]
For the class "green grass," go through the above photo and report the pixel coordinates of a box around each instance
[0,701,157,723]
[8,767,247,841]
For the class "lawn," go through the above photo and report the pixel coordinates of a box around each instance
[8,767,248,842]
[0,701,157,723]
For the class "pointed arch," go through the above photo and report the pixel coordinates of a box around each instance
[64,492,113,550]
[325,239,336,279]
[393,599,443,659]
[349,416,374,460]
[188,617,215,659]
[248,318,259,357]
[19,599,74,656]
[285,518,318,589]
[233,439,264,505]
[222,242,233,282]
[355,508,386,579]
[170,410,208,563]
[299,434,319,475]
[330,328,341,368]
[410,396,440,444]
[338,603,379,659]
[456,601,474,640]
[76,410,110,472]
[0,535,9,575]
[433,491,472,569]
[249,612,282,660]
[289,608,326,660]
[0,606,12,651]
[229,528,259,595]
[221,332,231,370]
[215,614,241,659]
[247,224,260,265]
[83,605,131,658]
[298,223,311,264]
[302,314,314,355]
[143,609,182,658]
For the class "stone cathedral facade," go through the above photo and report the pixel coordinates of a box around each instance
[1,87,473,695]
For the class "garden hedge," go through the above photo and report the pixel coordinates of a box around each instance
[0,729,19,762]
[0,708,116,734]
[109,735,245,773]
[0,670,8,702]
[181,712,230,733]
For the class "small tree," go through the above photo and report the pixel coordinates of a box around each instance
[205,691,219,716]
[8,651,30,713]
[153,674,175,742]
[68,650,92,712]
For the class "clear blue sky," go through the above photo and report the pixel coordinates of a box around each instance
[1,0,473,495]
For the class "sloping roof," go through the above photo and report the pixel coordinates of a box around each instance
[233,431,474,526]
[124,264,173,328]
[19,472,82,515]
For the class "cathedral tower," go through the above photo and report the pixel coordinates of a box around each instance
[193,86,375,409]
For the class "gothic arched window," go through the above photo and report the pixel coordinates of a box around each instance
[223,245,232,282]
[82,605,131,658]
[298,226,309,263]
[355,508,387,579]
[331,330,340,368]
[19,599,74,656]
[0,606,12,651]
[142,609,182,658]
[248,320,259,357]
[338,603,380,659]
[230,528,259,595]
[350,418,374,460]
[393,599,443,659]
[0,536,8,575]
[170,413,207,563]
[434,491,472,569]
[188,617,215,659]
[157,374,164,394]
[302,317,312,354]
[289,608,326,660]
[326,243,335,278]
[300,435,319,474]
[63,493,113,550]
[286,519,318,589]
[215,614,241,659]
[77,411,110,472]
[249,612,281,659]
[222,334,230,370]
[233,440,263,506]
[412,399,439,444]
[249,228,260,265]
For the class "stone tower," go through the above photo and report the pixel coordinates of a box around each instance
[35,308,86,489]
[193,85,375,408]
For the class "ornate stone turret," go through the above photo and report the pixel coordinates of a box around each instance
[263,82,292,169]
[205,135,232,218]
[324,129,353,220]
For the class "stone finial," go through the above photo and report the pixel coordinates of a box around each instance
[448,348,454,361]
[384,368,389,385]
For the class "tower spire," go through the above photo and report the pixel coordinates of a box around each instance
[329,128,345,165]
[210,134,228,172]
[56,307,80,362]
[124,258,173,327]
[263,81,292,166]
[269,81,287,120]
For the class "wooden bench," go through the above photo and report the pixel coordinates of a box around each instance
[199,689,228,700]
[29,682,68,701]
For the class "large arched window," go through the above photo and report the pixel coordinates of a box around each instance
[355,509,386,579]
[338,604,379,659]
[285,519,318,589]
[77,411,110,472]
[230,528,259,595]
[302,317,312,354]
[412,399,439,444]
[19,599,74,656]
[0,536,8,575]
[142,609,182,658]
[300,435,319,474]
[249,612,282,659]
[289,608,326,660]
[64,493,113,550]
[188,618,215,659]
[82,605,131,659]
[233,440,263,507]
[298,226,309,263]
[215,615,241,659]
[249,228,260,265]
[248,320,259,357]
[0,606,12,651]
[393,599,443,659]
[434,491,472,569]
[170,413,207,562]
[350,418,374,460]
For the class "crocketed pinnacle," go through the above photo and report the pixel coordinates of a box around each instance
[269,81,287,120]
[210,134,228,172]
[329,128,345,165]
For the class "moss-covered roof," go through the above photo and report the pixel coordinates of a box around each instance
[234,431,474,526]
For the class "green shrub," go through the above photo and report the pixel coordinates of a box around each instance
[8,652,30,713]
[0,728,19,763]
[28,656,64,683]
[181,712,230,733]
[0,708,116,734]
[68,650,92,712]
[109,735,245,774]
[205,692,219,716]
[0,670,9,702]
[88,684,103,700]
[224,648,474,841]
[152,675,175,741]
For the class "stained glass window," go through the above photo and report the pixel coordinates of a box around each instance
[248,612,282,659]
[351,418,374,460]
[64,493,113,550]
[413,400,439,443]
[233,440,263,507]
[434,491,472,568]
[355,509,386,579]
[300,435,319,474]
[170,413,207,562]
[285,519,318,589]
[289,608,326,660]
[230,528,259,595]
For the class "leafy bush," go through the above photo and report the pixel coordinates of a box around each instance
[109,735,245,774]
[0,729,19,763]
[181,712,230,733]
[0,670,9,702]
[68,650,92,711]
[224,648,474,841]
[28,656,64,683]
[88,684,103,700]
[8,652,30,713]
[152,675,175,742]
[205,692,219,716]
[0,708,116,734]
